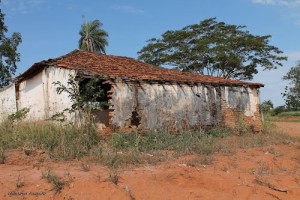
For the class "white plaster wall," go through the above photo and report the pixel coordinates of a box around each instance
[46,67,77,121]
[17,67,76,121]
[0,84,17,122]
[18,71,46,120]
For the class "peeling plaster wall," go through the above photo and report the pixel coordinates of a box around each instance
[18,71,46,120]
[17,67,76,121]
[223,86,261,131]
[46,67,77,121]
[225,86,257,117]
[0,84,17,122]
[111,81,261,131]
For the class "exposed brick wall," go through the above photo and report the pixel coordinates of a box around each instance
[222,107,262,133]
[221,87,262,133]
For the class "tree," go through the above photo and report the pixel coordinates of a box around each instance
[0,3,22,87]
[138,18,286,80]
[282,62,300,110]
[79,19,108,54]
[260,100,274,113]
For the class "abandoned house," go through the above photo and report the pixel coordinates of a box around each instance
[0,49,264,132]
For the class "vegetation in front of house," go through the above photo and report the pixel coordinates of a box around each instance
[0,108,297,168]
[51,73,110,122]
[0,116,99,160]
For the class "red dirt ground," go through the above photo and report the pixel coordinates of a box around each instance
[1,122,300,200]
[273,121,300,137]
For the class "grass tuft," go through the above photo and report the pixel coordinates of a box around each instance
[108,170,119,185]
[42,169,65,193]
[0,148,5,164]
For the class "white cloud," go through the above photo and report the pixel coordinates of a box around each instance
[2,0,45,14]
[252,0,276,5]
[112,5,144,14]
[251,0,300,25]
[251,0,300,6]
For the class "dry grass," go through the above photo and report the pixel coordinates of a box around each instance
[42,169,66,193]
[0,117,298,170]
[0,148,5,164]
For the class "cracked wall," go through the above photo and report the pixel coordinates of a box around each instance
[111,81,261,132]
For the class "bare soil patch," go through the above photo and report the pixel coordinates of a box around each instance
[273,120,300,137]
[1,141,300,200]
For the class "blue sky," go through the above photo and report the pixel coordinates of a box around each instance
[1,0,300,106]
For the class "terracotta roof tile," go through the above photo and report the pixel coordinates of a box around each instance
[17,49,264,87]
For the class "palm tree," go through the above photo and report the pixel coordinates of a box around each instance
[79,19,108,54]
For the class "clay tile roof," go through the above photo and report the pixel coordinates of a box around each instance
[17,49,264,87]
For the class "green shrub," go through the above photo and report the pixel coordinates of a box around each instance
[277,111,300,116]
[8,108,30,122]
[270,105,286,116]
[234,119,252,135]
[206,127,231,138]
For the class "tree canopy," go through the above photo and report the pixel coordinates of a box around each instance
[260,100,274,113]
[282,62,300,110]
[0,3,22,87]
[138,18,287,80]
[79,19,108,54]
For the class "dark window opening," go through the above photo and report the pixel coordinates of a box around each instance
[78,76,111,128]
[130,110,140,127]
[78,77,111,110]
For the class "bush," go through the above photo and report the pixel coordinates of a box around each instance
[270,105,287,116]
[277,111,300,116]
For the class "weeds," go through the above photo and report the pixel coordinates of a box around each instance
[186,155,214,166]
[234,119,253,135]
[8,108,30,122]
[81,163,91,172]
[0,121,99,160]
[109,130,220,156]
[222,165,228,172]
[0,148,5,164]
[256,161,272,175]
[42,169,65,193]
[16,175,24,189]
[0,117,297,169]
[108,170,119,185]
